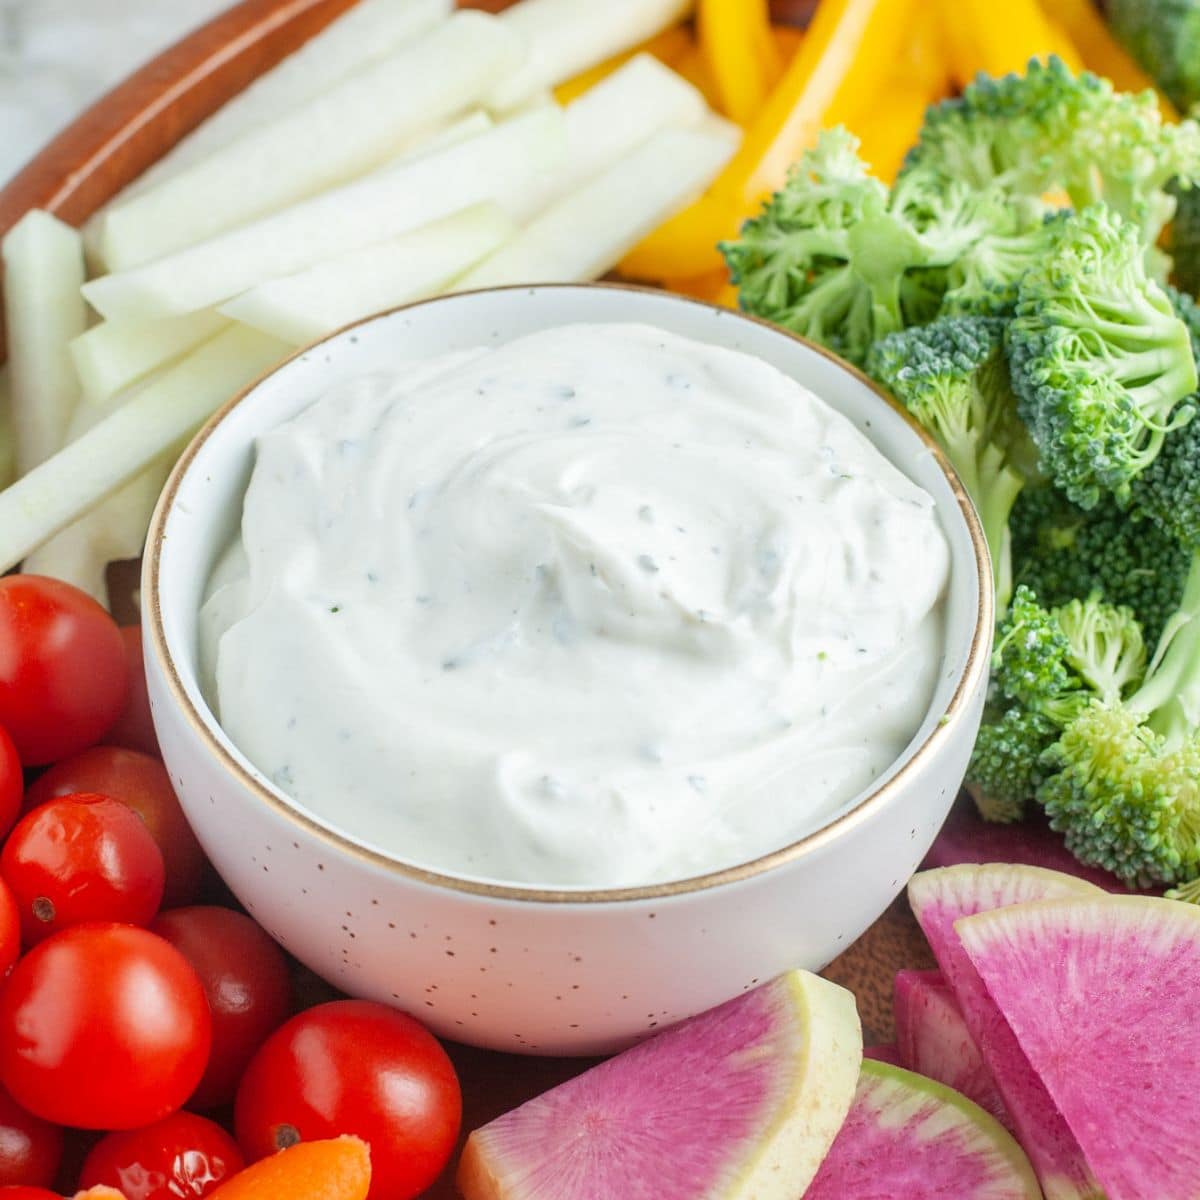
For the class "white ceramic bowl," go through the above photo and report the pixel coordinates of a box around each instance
[145,284,991,1055]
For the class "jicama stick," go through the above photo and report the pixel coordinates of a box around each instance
[22,391,177,607]
[98,11,522,270]
[83,107,566,322]
[2,210,87,475]
[0,326,288,574]
[552,26,692,103]
[457,123,739,289]
[70,310,229,405]
[490,0,693,111]
[221,204,515,344]
[121,0,453,195]
[0,369,14,492]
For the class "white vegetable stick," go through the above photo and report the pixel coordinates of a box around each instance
[22,389,177,607]
[404,109,493,158]
[123,0,453,195]
[70,310,229,405]
[99,11,523,270]
[83,106,566,322]
[2,210,86,475]
[457,124,739,289]
[489,0,693,110]
[524,53,706,214]
[221,203,515,345]
[0,368,14,491]
[0,326,288,574]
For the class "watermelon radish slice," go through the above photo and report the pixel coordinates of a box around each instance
[457,971,861,1200]
[862,1043,903,1066]
[908,865,1105,1200]
[803,1059,1041,1199]
[893,969,1010,1129]
[959,896,1200,1200]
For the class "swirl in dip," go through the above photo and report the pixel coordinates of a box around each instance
[200,322,951,887]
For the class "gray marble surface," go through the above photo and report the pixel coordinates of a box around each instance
[1,0,230,183]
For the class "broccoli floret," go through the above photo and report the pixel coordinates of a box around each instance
[1011,485,1189,648]
[1038,557,1200,887]
[721,129,922,366]
[1127,287,1200,549]
[721,129,1048,366]
[903,56,1200,257]
[967,586,1143,822]
[1007,206,1198,509]
[1108,0,1200,112]
[867,317,1029,611]
[1170,183,1200,298]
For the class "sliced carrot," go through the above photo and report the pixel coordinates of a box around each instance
[206,1137,370,1200]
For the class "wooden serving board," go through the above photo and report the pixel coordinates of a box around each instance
[0,3,928,1194]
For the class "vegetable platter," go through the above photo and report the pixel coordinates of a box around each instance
[3,0,1200,1196]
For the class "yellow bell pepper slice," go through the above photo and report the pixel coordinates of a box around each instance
[553,25,693,104]
[671,41,723,111]
[697,0,781,123]
[772,25,805,71]
[938,0,1083,88]
[1039,0,1178,118]
[620,0,921,282]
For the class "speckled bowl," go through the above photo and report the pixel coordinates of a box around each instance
[144,283,991,1055]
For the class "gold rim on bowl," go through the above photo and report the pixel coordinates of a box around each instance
[145,282,994,905]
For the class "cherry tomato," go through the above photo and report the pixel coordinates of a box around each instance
[1,795,165,944]
[150,907,290,1110]
[0,578,127,765]
[102,628,159,758]
[25,748,204,908]
[0,879,20,979]
[235,1000,460,1200]
[0,728,21,844]
[0,1188,60,1199]
[0,924,212,1130]
[0,1083,61,1189]
[79,1112,243,1200]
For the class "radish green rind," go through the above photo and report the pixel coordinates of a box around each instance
[908,864,1105,1200]
[457,970,861,1200]
[959,895,1200,1200]
[803,1059,1041,1199]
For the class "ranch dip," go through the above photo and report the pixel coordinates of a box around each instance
[201,323,950,887]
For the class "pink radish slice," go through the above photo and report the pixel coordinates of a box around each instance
[894,968,1010,1128]
[803,1060,1040,1199]
[457,971,861,1200]
[959,896,1200,1200]
[908,864,1105,1200]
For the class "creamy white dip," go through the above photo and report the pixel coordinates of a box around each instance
[201,323,950,887]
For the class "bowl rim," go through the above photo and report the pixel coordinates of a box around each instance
[145,281,993,905]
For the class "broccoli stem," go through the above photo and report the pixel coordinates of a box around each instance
[1131,556,1200,746]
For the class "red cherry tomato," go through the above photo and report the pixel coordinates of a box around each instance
[0,728,21,844]
[150,907,290,1110]
[1,795,165,944]
[25,748,204,908]
[0,577,127,765]
[101,627,159,758]
[79,1111,243,1200]
[235,1000,461,1200]
[0,1188,60,1199]
[0,879,19,979]
[0,1083,61,1189]
[0,924,212,1130]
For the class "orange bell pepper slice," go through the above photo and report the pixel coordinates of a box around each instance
[620,0,921,282]
[697,0,781,123]
[1039,0,1177,118]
